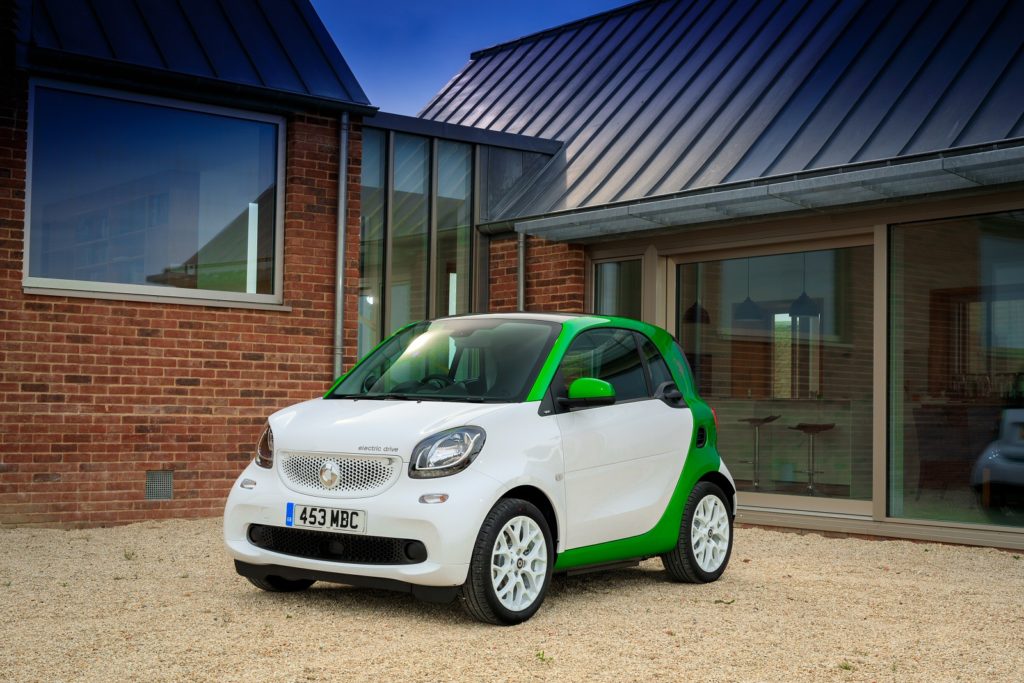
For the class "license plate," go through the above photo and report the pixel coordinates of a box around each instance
[286,502,366,533]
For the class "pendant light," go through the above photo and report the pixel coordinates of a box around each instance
[683,301,711,324]
[789,253,820,318]
[735,257,764,321]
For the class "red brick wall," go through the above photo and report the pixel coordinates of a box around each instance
[488,235,585,313]
[0,64,363,525]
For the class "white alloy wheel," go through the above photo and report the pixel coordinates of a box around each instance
[690,493,730,573]
[490,515,548,611]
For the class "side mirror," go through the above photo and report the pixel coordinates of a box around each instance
[558,377,616,409]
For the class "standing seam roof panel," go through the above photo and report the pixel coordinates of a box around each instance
[722,0,893,183]
[499,10,640,137]
[564,0,768,208]
[419,0,1024,219]
[24,0,371,106]
[598,0,823,204]
[87,0,164,67]
[473,19,607,133]
[655,0,860,195]
[458,28,578,130]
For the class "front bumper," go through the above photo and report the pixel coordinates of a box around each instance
[224,460,500,588]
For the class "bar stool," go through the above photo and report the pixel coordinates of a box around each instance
[737,415,780,491]
[789,423,835,495]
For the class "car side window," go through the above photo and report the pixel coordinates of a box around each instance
[639,336,674,392]
[558,328,649,402]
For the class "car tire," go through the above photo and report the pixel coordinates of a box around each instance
[245,575,316,592]
[661,481,733,583]
[461,498,554,625]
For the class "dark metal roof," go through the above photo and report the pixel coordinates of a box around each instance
[420,0,1024,221]
[16,0,372,112]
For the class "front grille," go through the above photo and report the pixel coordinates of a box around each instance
[248,524,426,565]
[279,452,400,498]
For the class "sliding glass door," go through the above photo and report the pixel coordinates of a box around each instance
[674,244,874,511]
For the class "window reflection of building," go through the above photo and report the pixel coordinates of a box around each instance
[890,213,1024,527]
[679,247,873,501]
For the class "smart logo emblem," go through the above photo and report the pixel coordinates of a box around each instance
[319,461,341,489]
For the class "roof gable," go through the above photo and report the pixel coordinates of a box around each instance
[421,0,1024,220]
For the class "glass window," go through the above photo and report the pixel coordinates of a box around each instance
[388,134,430,333]
[640,336,674,391]
[594,260,642,319]
[359,128,386,355]
[27,86,280,301]
[890,212,1024,528]
[677,247,873,500]
[435,141,472,317]
[559,328,649,402]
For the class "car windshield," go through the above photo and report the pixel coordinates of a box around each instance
[327,318,561,403]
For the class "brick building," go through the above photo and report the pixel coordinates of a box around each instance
[3,0,1024,550]
[0,0,373,525]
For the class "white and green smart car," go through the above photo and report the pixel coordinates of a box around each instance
[224,313,735,624]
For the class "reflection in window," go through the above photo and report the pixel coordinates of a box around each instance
[890,213,1024,528]
[28,87,279,298]
[594,260,642,319]
[677,247,873,500]
[389,134,429,333]
[435,141,472,317]
[359,128,386,355]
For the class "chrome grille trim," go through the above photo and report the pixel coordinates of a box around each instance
[278,451,401,498]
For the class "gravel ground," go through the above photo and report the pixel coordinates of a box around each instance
[1,518,1022,683]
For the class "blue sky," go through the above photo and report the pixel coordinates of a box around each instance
[311,0,628,115]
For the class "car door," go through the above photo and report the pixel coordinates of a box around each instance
[554,328,694,550]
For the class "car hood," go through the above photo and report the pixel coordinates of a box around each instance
[268,398,517,462]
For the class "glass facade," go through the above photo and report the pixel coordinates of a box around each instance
[677,247,874,500]
[478,146,548,221]
[890,212,1024,528]
[389,134,430,333]
[28,87,279,299]
[594,259,642,319]
[359,128,386,355]
[435,141,472,317]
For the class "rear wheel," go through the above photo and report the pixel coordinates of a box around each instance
[461,498,553,625]
[662,481,733,583]
[246,575,315,592]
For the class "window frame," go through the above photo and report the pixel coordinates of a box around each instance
[23,79,287,307]
[591,256,644,319]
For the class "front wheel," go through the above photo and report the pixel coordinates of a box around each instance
[661,481,733,583]
[461,498,553,625]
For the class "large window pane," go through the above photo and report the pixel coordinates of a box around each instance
[594,260,642,319]
[389,134,429,332]
[434,141,472,317]
[677,247,874,500]
[359,128,386,355]
[890,213,1024,527]
[29,87,278,297]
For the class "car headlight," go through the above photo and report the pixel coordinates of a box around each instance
[255,424,274,469]
[409,427,486,479]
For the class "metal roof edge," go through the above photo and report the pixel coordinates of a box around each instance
[469,0,662,60]
[21,47,378,115]
[366,111,562,154]
[511,141,1024,241]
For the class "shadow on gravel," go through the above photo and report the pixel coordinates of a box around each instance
[224,564,671,624]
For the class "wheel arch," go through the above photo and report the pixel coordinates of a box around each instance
[698,471,736,517]
[501,485,559,548]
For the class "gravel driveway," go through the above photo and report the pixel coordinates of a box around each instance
[1,518,1022,682]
